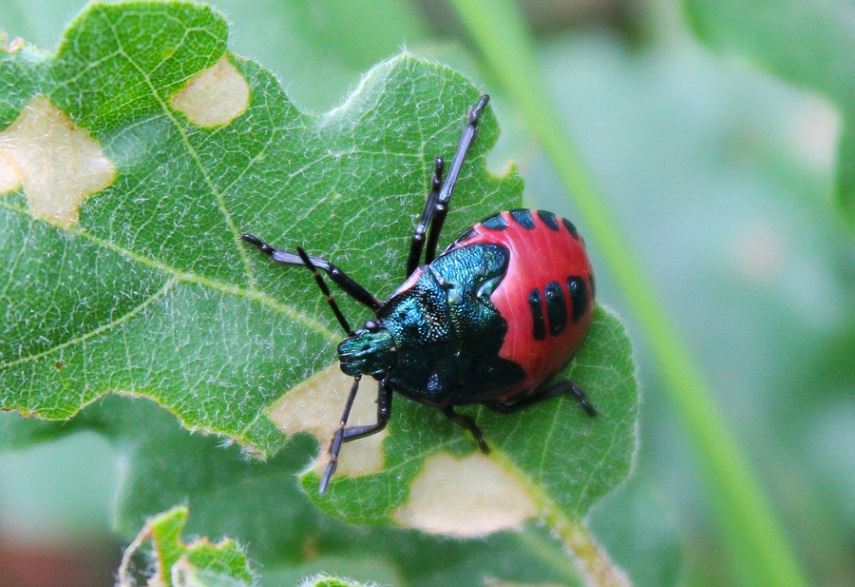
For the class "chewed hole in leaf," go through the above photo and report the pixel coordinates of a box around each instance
[0,96,115,227]
[392,452,537,536]
[0,150,17,192]
[268,364,387,479]
[170,56,250,127]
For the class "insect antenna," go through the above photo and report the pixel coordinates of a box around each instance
[319,374,362,494]
[296,247,354,336]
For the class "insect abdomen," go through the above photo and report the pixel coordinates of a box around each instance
[449,209,596,399]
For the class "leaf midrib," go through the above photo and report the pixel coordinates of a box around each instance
[0,198,339,371]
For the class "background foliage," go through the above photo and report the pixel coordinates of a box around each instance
[1,1,853,586]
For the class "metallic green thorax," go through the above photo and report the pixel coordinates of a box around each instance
[355,242,526,405]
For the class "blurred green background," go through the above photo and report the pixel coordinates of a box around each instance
[1,0,853,585]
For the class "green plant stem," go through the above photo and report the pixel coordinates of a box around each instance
[547,511,630,587]
[448,1,808,586]
[495,451,630,586]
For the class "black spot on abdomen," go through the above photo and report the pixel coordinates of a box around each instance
[481,213,508,230]
[567,276,588,323]
[537,210,560,231]
[545,281,567,335]
[562,217,579,239]
[509,209,535,229]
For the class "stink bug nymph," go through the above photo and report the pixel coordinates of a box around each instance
[242,95,597,493]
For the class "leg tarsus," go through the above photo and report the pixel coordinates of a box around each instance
[442,405,490,454]
[468,94,489,125]
[487,381,597,417]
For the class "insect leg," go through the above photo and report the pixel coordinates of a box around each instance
[487,380,597,417]
[441,405,490,454]
[423,94,490,265]
[340,376,393,440]
[320,376,393,494]
[241,233,382,311]
[406,156,443,276]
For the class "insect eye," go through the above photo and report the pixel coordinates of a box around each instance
[365,319,380,332]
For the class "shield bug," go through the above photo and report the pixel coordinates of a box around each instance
[242,95,596,492]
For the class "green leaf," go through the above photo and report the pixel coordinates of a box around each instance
[0,0,637,558]
[0,408,73,449]
[306,306,637,534]
[60,396,585,586]
[117,506,254,587]
[300,576,377,587]
[682,0,855,223]
[0,1,513,451]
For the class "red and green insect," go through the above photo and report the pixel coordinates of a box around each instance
[242,95,597,493]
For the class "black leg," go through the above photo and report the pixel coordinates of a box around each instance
[441,405,490,454]
[241,233,382,312]
[487,380,597,417]
[295,247,354,335]
[319,376,393,494]
[406,156,443,276]
[423,94,490,265]
[341,376,393,440]
[406,95,490,274]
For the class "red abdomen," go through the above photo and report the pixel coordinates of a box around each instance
[448,209,595,400]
